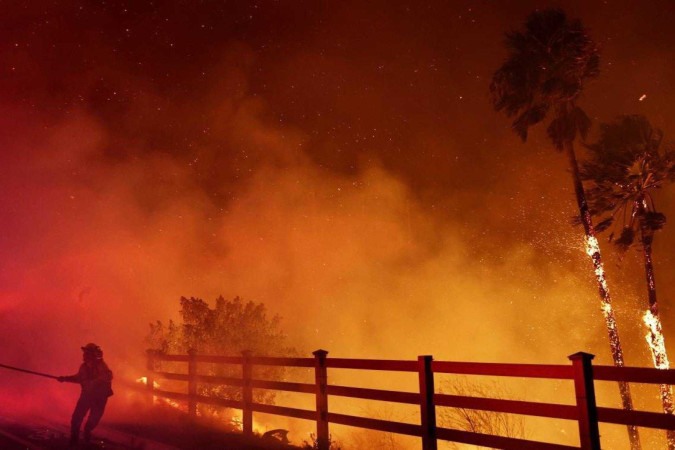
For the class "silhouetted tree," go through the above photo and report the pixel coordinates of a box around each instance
[490,9,640,448]
[582,115,675,447]
[147,296,296,413]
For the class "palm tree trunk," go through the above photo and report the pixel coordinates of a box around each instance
[565,141,641,450]
[639,207,675,449]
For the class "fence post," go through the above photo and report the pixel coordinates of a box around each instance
[569,352,601,450]
[418,355,437,450]
[313,349,329,450]
[146,349,155,406]
[242,350,253,437]
[187,348,197,417]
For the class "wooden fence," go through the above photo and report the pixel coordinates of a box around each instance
[144,350,675,450]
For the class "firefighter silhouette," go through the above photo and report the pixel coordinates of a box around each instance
[58,343,113,446]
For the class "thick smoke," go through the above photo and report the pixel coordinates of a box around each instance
[1,1,675,447]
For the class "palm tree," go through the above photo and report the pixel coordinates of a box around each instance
[490,9,641,449]
[582,115,675,448]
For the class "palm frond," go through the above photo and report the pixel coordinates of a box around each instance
[594,217,614,233]
[573,107,592,140]
[581,114,673,249]
[513,104,549,141]
[644,211,666,231]
[614,227,635,252]
[546,107,591,150]
[491,8,599,145]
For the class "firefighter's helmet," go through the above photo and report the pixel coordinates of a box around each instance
[81,343,103,360]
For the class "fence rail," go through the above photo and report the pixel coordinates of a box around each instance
[144,349,675,450]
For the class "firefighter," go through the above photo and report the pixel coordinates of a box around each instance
[58,343,114,446]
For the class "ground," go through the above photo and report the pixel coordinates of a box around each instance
[0,408,302,450]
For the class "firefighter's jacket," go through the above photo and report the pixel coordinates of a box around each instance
[63,361,114,399]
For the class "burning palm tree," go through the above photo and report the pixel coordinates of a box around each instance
[490,9,640,448]
[582,115,675,448]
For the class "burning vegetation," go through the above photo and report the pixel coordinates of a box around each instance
[147,296,296,412]
[581,114,675,447]
[2,1,675,449]
[490,9,642,447]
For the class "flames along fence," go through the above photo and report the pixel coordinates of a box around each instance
[144,349,675,450]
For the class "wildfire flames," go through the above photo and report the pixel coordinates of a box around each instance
[644,311,671,371]
[134,377,266,433]
[135,377,182,410]
[585,235,626,366]
[136,377,160,389]
[3,2,675,449]
[643,310,675,441]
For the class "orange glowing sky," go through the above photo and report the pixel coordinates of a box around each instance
[2,1,675,425]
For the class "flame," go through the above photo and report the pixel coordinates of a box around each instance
[643,310,670,370]
[135,376,183,409]
[584,236,609,296]
[136,376,160,389]
[134,376,270,431]
[230,413,266,434]
[585,236,607,289]
[585,235,624,366]
[643,310,675,448]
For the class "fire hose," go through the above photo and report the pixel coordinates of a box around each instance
[0,363,59,380]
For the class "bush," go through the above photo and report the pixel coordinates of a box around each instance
[147,296,296,406]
